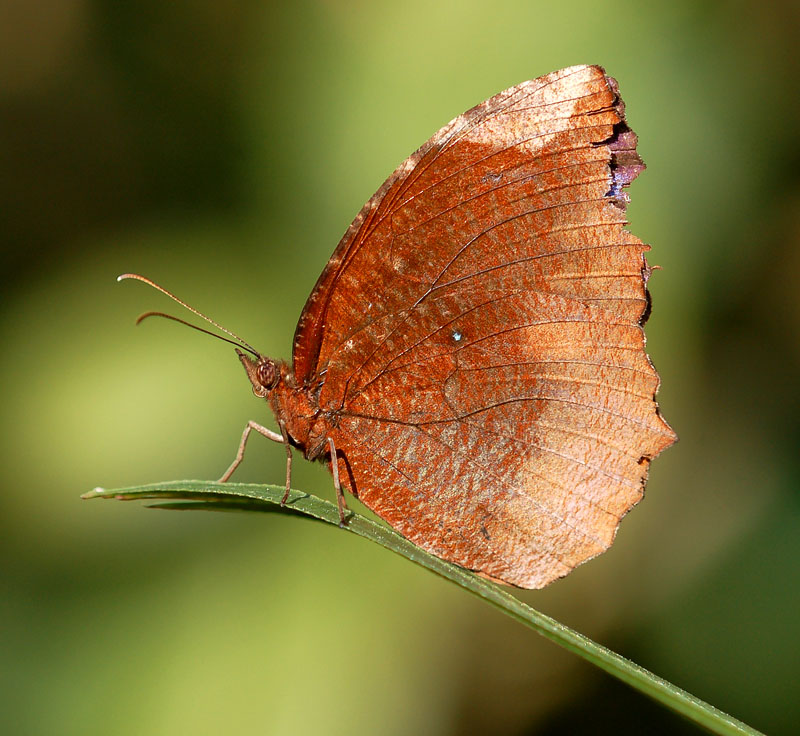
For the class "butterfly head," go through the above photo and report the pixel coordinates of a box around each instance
[237,349,280,398]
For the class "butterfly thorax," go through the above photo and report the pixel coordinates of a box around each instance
[271,368,331,461]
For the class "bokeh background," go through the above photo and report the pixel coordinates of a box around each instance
[2,1,798,734]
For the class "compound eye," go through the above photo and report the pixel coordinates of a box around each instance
[256,360,278,390]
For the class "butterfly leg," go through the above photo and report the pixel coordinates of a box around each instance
[279,422,293,506]
[218,421,283,483]
[328,436,349,527]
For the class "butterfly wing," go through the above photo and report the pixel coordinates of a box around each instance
[292,65,676,588]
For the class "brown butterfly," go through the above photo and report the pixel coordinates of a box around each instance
[124,64,676,588]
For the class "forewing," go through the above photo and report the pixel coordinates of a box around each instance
[293,65,644,381]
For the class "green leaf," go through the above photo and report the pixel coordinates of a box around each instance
[83,481,763,736]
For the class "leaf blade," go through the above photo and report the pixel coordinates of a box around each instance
[83,481,763,736]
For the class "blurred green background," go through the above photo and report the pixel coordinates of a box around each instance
[2,1,798,734]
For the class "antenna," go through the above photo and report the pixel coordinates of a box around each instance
[118,273,261,357]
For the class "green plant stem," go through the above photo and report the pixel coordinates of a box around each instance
[83,480,763,736]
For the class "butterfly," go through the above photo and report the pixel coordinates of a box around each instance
[124,64,676,588]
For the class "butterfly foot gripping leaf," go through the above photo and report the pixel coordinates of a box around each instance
[129,65,676,589]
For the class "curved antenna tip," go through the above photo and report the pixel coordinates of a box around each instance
[115,273,261,356]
